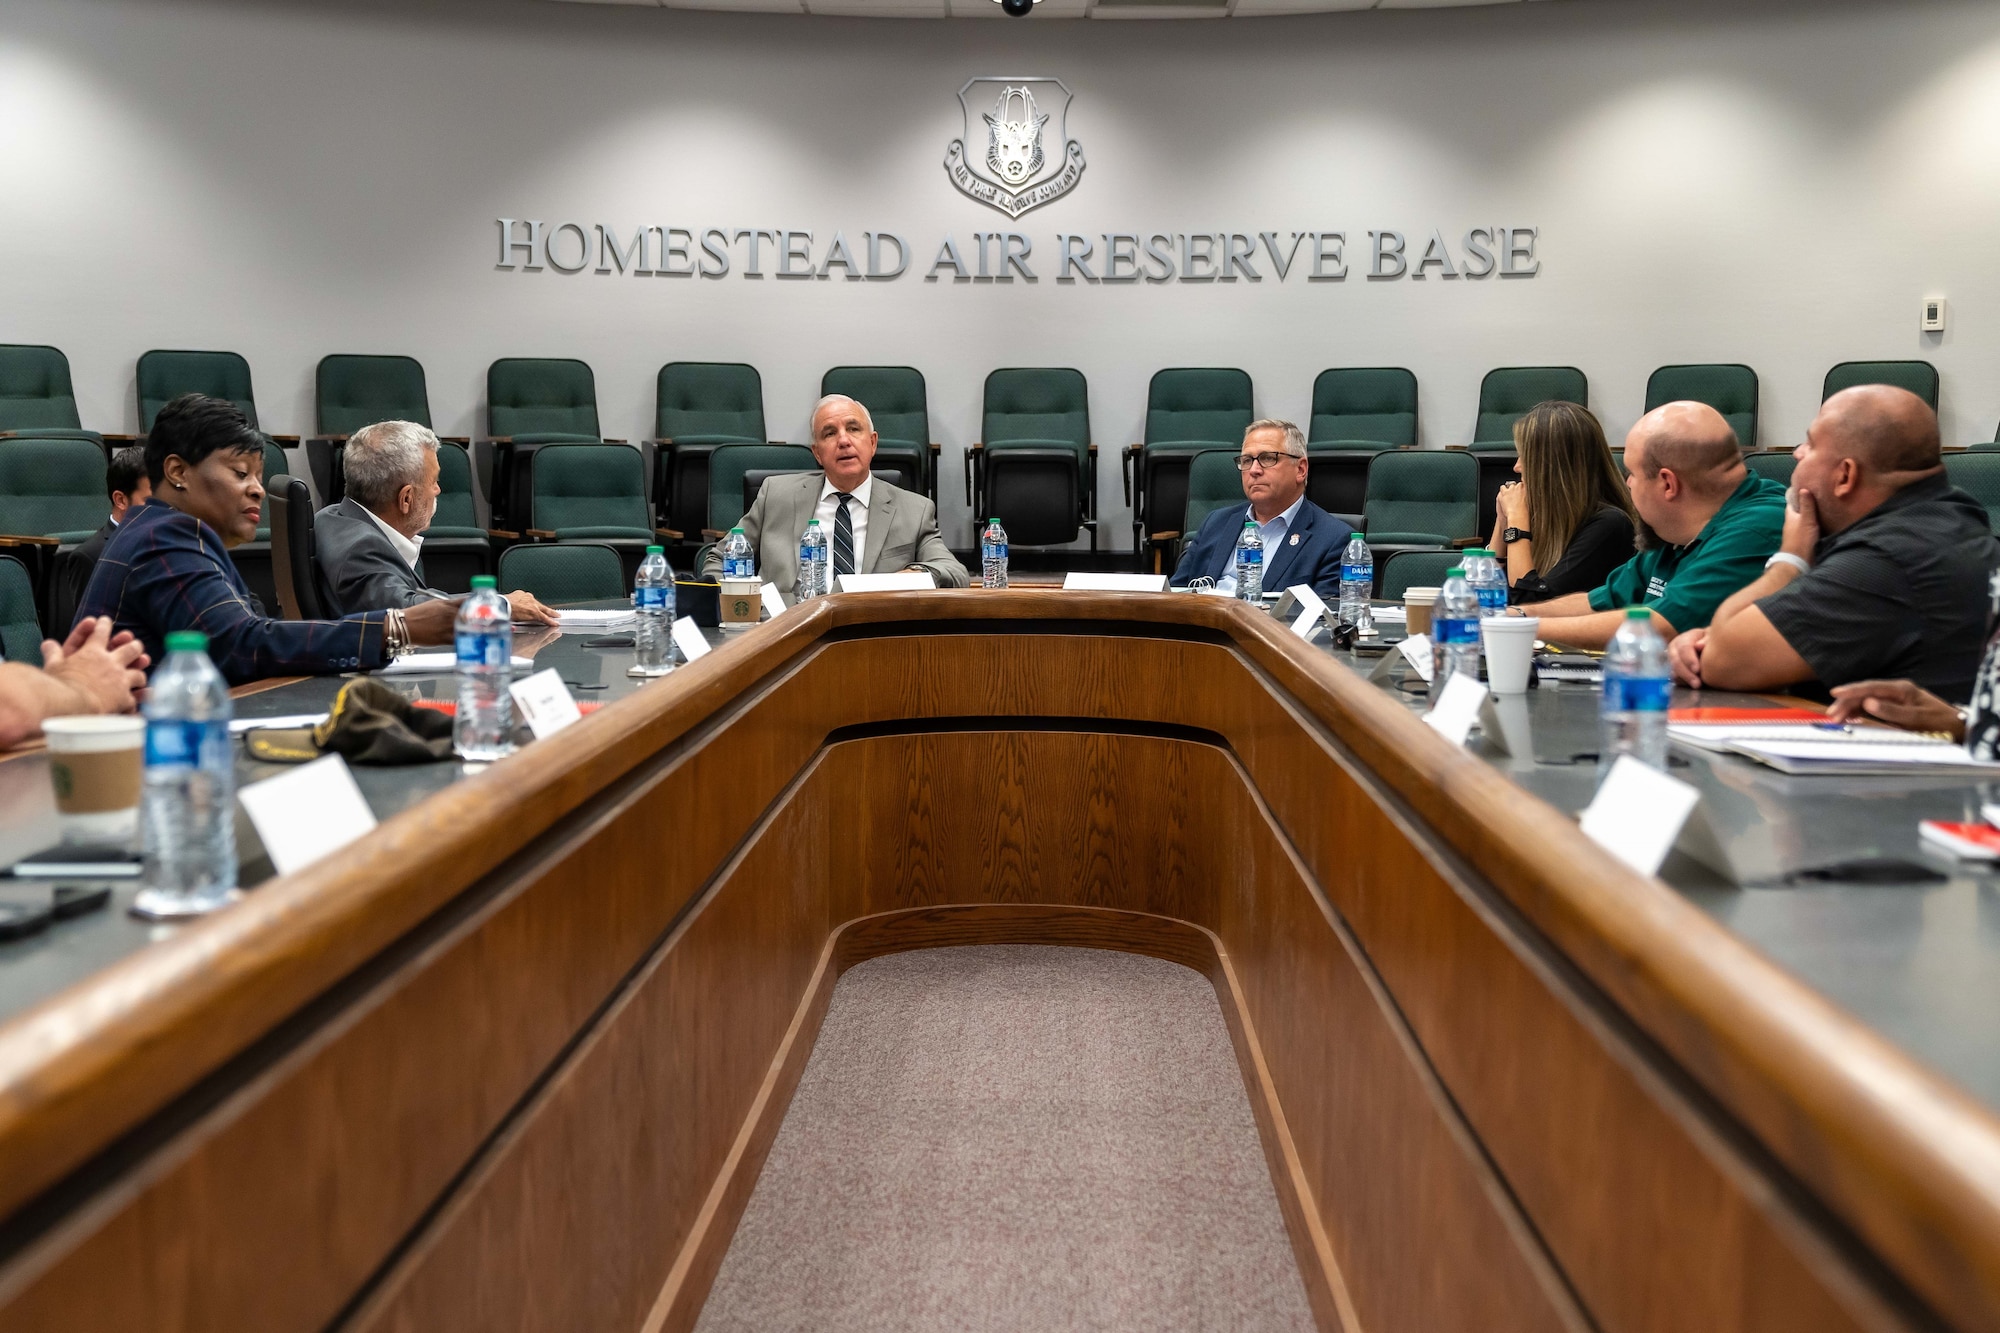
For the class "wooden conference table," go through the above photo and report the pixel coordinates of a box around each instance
[0,591,1996,1331]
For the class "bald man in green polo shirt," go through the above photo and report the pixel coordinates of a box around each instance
[1522,402,1786,651]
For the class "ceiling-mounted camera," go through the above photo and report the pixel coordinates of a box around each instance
[998,0,1037,17]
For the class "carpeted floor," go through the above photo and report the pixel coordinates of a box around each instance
[694,944,1317,1333]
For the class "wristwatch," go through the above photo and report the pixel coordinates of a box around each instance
[1503,527,1532,544]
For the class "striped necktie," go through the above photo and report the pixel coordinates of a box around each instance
[832,492,857,577]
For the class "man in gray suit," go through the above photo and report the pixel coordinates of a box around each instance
[701,394,967,600]
[315,420,558,623]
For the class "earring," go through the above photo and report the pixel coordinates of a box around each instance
[171,482,187,491]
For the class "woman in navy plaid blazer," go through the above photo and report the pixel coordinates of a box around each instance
[75,395,458,685]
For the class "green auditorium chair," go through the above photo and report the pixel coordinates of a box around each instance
[420,440,498,593]
[0,435,107,627]
[1148,448,1242,572]
[0,556,41,663]
[972,368,1097,549]
[527,442,667,591]
[1823,360,1939,408]
[655,362,768,541]
[706,444,816,539]
[497,542,628,605]
[486,358,609,532]
[1123,368,1253,552]
[1363,450,1478,552]
[310,354,442,503]
[1467,365,1587,538]
[0,345,108,452]
[137,349,286,438]
[1378,549,1462,603]
[1945,454,2000,535]
[1744,451,1798,486]
[1646,363,1759,451]
[1306,369,1419,527]
[821,366,937,502]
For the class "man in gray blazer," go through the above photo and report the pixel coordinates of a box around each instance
[315,421,557,623]
[700,395,968,600]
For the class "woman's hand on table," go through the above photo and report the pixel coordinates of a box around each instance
[1826,678,1963,739]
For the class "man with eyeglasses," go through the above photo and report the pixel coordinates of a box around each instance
[1169,419,1353,599]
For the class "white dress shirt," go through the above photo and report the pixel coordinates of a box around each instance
[1214,491,1305,596]
[361,503,425,572]
[815,474,874,572]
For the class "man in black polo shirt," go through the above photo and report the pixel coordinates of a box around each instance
[1669,385,1999,698]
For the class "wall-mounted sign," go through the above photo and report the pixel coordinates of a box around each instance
[944,77,1086,219]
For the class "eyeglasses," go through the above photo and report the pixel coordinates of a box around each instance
[1234,451,1302,471]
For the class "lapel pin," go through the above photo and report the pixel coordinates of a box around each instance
[1289,533,1300,546]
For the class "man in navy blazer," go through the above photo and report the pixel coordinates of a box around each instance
[1169,418,1353,600]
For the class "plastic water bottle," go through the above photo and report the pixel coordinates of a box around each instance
[633,544,673,675]
[1338,532,1374,631]
[1469,548,1508,618]
[1430,565,1481,703]
[798,520,829,599]
[133,631,237,920]
[721,526,756,580]
[1600,607,1671,780]
[455,575,514,761]
[982,518,1009,589]
[1234,521,1264,601]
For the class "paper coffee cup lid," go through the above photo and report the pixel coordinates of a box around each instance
[42,715,145,751]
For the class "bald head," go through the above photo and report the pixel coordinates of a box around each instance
[1628,402,1742,494]
[1815,385,1940,475]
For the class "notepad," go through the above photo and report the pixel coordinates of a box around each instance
[1669,720,1959,755]
[555,609,636,632]
[1723,738,2000,775]
[379,652,533,676]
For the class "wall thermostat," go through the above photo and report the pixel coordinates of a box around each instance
[1923,296,1948,332]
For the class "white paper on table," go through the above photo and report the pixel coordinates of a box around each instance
[1397,634,1435,683]
[1421,671,1488,746]
[1063,572,1169,593]
[760,583,786,618]
[671,617,711,662]
[380,652,531,676]
[229,714,327,734]
[508,668,583,740]
[1578,756,1703,877]
[835,572,933,593]
[238,754,378,878]
[554,609,635,631]
[1372,605,1408,622]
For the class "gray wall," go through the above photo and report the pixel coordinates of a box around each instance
[4,0,1998,544]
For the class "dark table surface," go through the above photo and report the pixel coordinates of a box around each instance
[5,599,2000,1120]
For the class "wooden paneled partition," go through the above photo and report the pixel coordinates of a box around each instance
[0,595,1994,1333]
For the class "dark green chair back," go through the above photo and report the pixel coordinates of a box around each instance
[1646,364,1758,451]
[317,355,432,435]
[983,368,1090,465]
[427,442,483,537]
[530,443,651,537]
[1475,366,1587,445]
[1823,360,1939,408]
[1945,454,2000,535]
[1378,549,1461,602]
[1364,451,1478,543]
[1182,449,1244,536]
[138,350,258,432]
[656,362,764,443]
[1744,452,1797,486]
[0,437,108,541]
[821,366,928,488]
[1310,368,1418,446]
[489,359,601,439]
[1145,369,1253,451]
[0,345,82,432]
[496,542,626,604]
[709,444,815,533]
[0,556,41,662]
[250,441,290,541]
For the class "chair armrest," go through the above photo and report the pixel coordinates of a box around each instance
[267,435,301,445]
[1445,444,1471,451]
[100,434,141,444]
[305,434,349,446]
[440,436,471,446]
[700,528,725,542]
[1148,530,1181,544]
[487,528,520,541]
[0,534,59,547]
[652,437,676,447]
[656,528,683,541]
[604,438,629,446]
[526,528,557,541]
[1451,536,1481,548]
[484,436,515,446]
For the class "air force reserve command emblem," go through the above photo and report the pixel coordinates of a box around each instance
[945,77,1085,219]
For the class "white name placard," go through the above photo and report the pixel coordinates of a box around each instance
[508,667,582,741]
[1578,756,1703,877]
[835,572,934,593]
[238,754,378,878]
[671,617,711,662]
[1398,633,1435,683]
[760,583,786,618]
[1063,572,1169,592]
[1421,671,1487,746]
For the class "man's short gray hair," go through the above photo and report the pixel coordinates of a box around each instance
[812,394,874,435]
[345,420,439,511]
[1245,418,1307,457]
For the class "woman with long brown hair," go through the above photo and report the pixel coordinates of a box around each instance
[1489,400,1639,603]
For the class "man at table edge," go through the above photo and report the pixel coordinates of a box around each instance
[0,617,148,749]
[699,395,967,599]
[1518,401,1785,650]
[1168,418,1351,600]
